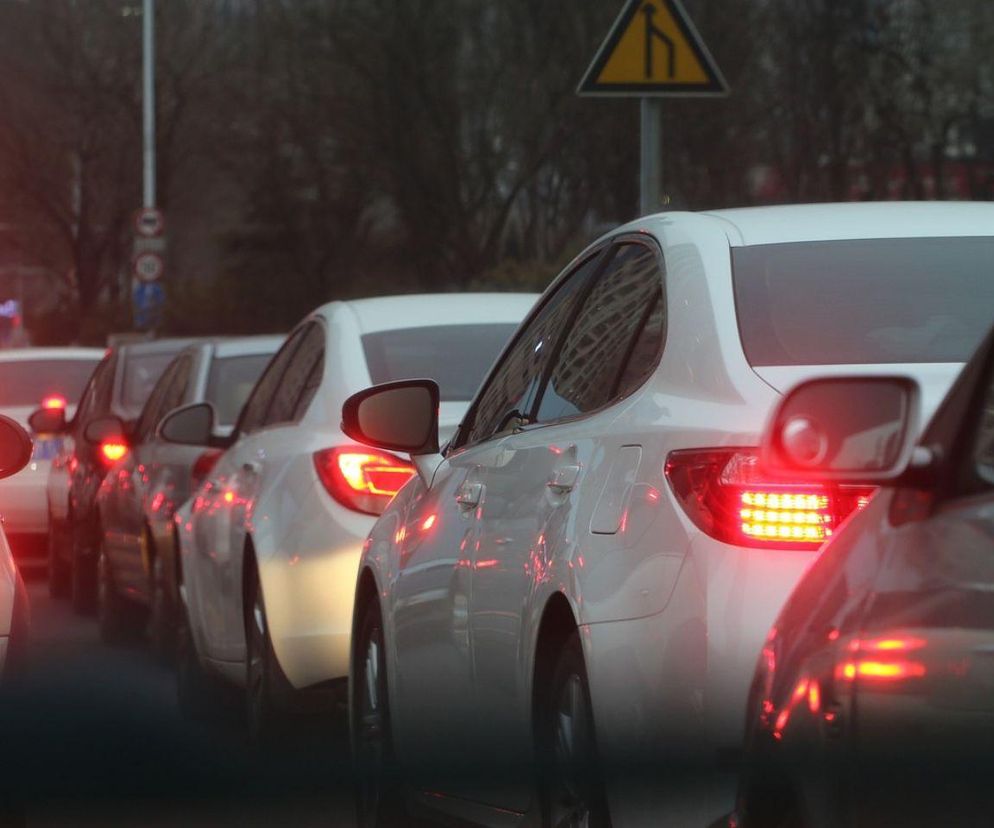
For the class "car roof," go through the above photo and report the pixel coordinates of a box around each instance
[0,347,105,362]
[695,201,994,246]
[208,335,285,359]
[318,293,540,334]
[116,337,200,358]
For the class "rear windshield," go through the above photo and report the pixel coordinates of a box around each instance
[0,358,100,407]
[363,324,519,401]
[205,354,274,426]
[732,237,994,366]
[122,351,181,410]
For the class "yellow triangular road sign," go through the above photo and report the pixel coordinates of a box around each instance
[578,0,729,96]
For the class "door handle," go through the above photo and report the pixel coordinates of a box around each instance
[547,464,581,494]
[456,481,483,509]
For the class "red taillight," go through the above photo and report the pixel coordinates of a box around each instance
[191,449,223,490]
[100,441,128,464]
[664,449,875,550]
[313,446,416,516]
[42,394,67,410]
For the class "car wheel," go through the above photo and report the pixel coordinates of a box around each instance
[70,522,98,616]
[97,545,141,644]
[244,565,295,749]
[538,630,611,828]
[46,517,70,599]
[147,547,176,664]
[352,598,406,827]
[176,602,221,720]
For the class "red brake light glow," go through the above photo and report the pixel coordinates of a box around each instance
[42,394,67,410]
[191,448,223,490]
[664,449,875,550]
[313,446,416,516]
[100,441,128,464]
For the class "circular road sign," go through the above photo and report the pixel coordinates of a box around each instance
[134,207,165,238]
[133,251,164,283]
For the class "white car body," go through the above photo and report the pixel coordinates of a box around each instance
[176,294,537,692]
[0,529,24,674]
[0,348,104,560]
[354,203,994,823]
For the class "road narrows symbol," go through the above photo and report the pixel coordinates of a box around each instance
[642,4,675,80]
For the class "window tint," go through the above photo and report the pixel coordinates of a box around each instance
[293,351,325,421]
[205,354,275,427]
[0,359,100,407]
[462,253,602,446]
[615,290,665,399]
[159,356,193,420]
[265,323,324,427]
[239,329,306,433]
[135,359,179,442]
[535,243,663,423]
[121,351,178,411]
[362,324,520,402]
[74,357,110,425]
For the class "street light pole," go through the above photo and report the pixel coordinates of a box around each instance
[142,0,156,208]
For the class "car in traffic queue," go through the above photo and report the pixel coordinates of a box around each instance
[93,336,283,655]
[30,338,197,613]
[167,294,538,744]
[343,202,994,827]
[0,348,104,567]
[731,325,994,827]
[0,416,35,682]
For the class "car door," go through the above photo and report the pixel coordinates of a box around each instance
[468,240,666,809]
[191,329,307,661]
[389,249,606,787]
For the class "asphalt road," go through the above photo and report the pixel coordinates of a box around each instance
[0,575,735,827]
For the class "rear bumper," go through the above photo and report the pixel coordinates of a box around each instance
[0,472,49,536]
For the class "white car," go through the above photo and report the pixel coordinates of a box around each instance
[343,202,994,826]
[0,348,104,567]
[0,415,36,679]
[168,293,537,741]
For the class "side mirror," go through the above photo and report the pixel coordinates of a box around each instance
[342,379,440,455]
[158,402,216,447]
[84,415,127,446]
[762,376,920,482]
[28,406,67,435]
[0,416,32,479]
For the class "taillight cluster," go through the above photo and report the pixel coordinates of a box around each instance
[100,441,128,465]
[313,446,416,516]
[665,449,874,550]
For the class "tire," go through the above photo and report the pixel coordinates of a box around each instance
[244,564,295,749]
[537,630,611,828]
[176,602,221,720]
[147,543,176,664]
[47,517,70,599]
[351,598,407,827]
[97,544,143,644]
[70,520,98,616]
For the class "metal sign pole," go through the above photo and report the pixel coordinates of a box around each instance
[142,0,156,209]
[640,97,662,216]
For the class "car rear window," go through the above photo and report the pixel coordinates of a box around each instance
[205,354,274,426]
[0,359,100,407]
[362,324,519,401]
[732,237,994,366]
[121,351,181,411]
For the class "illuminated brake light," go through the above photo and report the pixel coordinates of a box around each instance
[42,394,67,410]
[664,449,875,550]
[313,446,416,516]
[100,441,128,464]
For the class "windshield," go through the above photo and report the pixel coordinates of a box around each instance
[733,237,994,366]
[205,354,273,426]
[362,324,519,402]
[0,359,100,407]
[121,351,182,411]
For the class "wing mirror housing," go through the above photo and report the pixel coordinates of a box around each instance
[341,379,440,456]
[158,402,218,447]
[28,406,67,435]
[83,415,127,446]
[0,415,33,479]
[762,376,921,483]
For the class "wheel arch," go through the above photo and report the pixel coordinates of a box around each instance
[530,591,581,732]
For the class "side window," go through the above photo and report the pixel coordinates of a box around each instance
[461,252,604,446]
[135,360,178,442]
[75,356,111,425]
[159,356,193,417]
[239,329,307,433]
[293,349,325,421]
[94,353,117,413]
[535,242,664,423]
[266,323,324,426]
[973,369,994,484]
